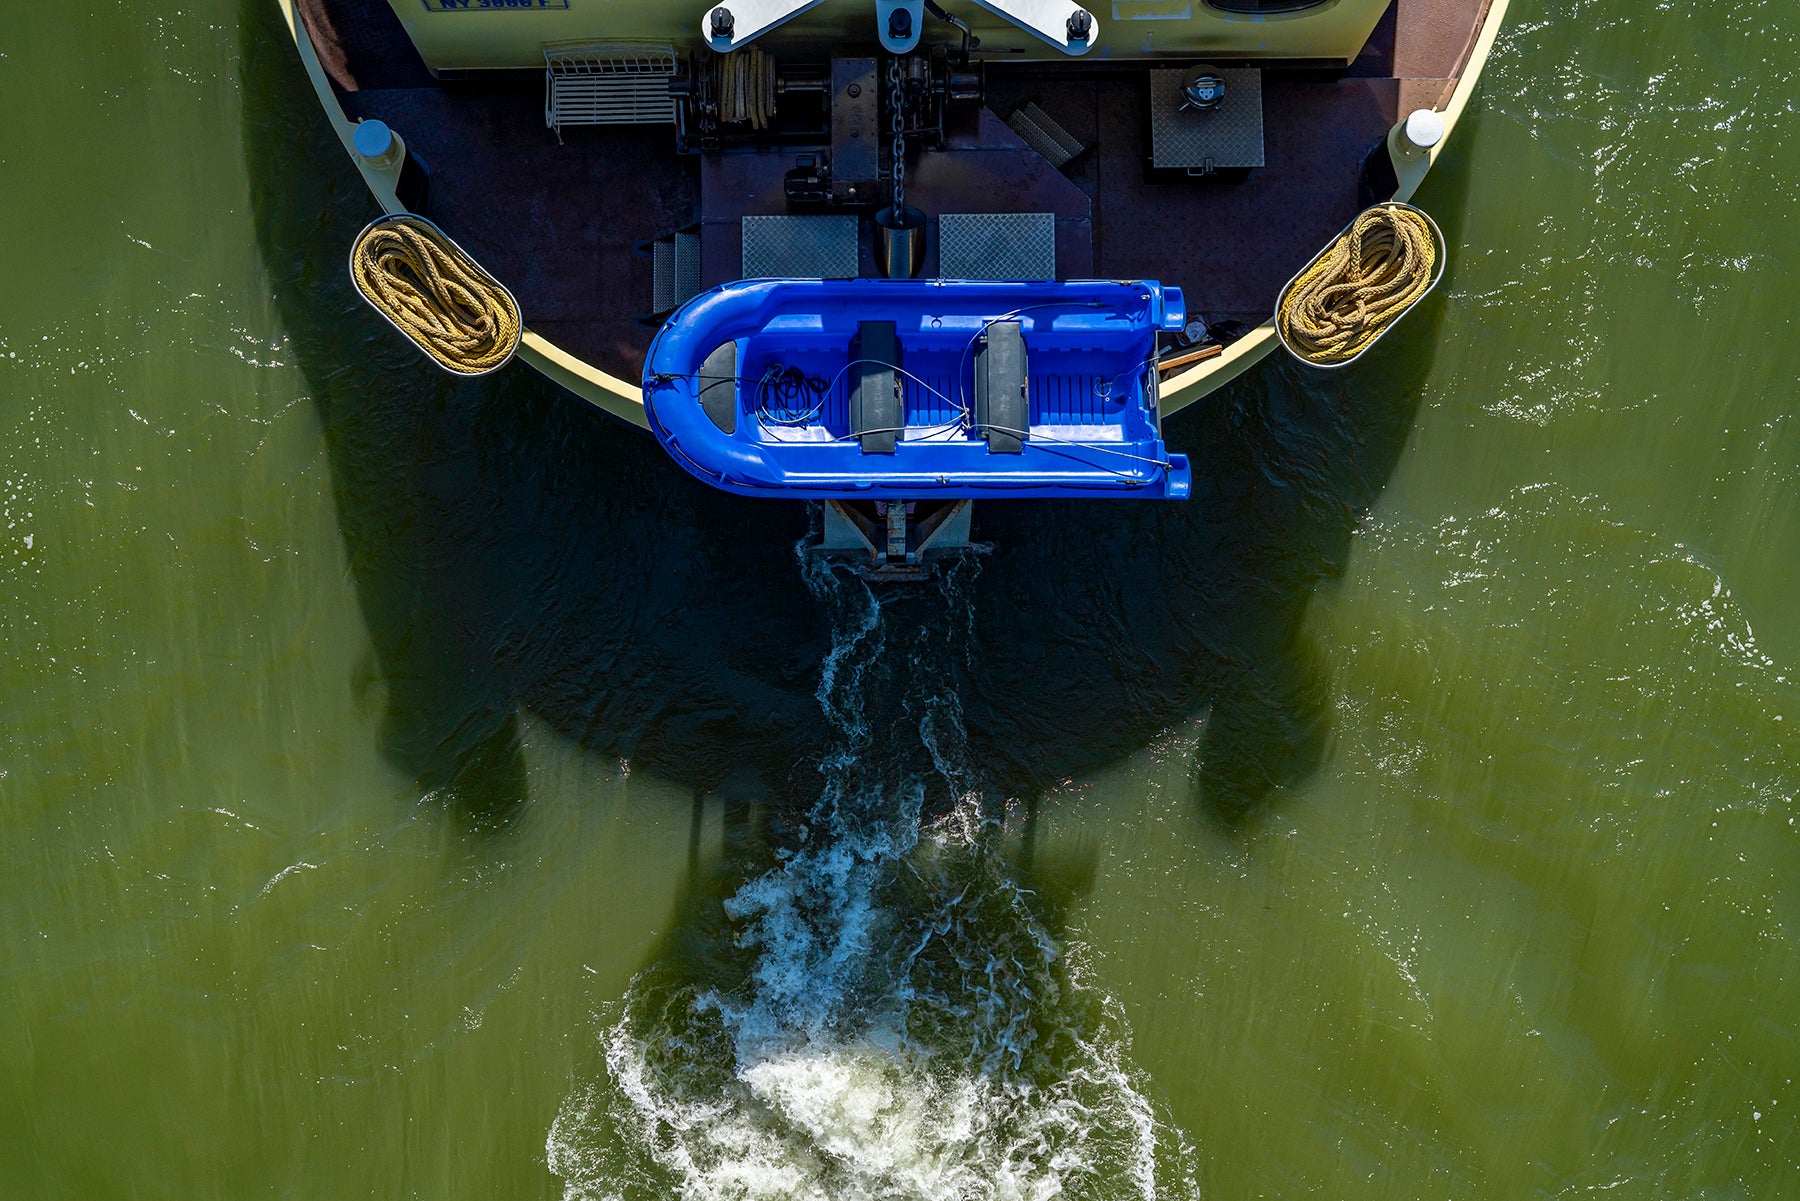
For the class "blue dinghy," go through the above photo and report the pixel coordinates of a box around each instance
[642,279,1192,500]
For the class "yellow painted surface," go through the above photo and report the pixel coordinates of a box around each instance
[386,0,1390,72]
[518,333,651,430]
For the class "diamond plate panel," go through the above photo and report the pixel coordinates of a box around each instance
[1149,67,1264,170]
[741,215,860,280]
[1023,103,1084,161]
[1007,103,1084,169]
[937,213,1056,281]
[651,239,674,312]
[673,230,702,305]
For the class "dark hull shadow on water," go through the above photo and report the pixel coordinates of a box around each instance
[240,0,1466,836]
[243,1,833,832]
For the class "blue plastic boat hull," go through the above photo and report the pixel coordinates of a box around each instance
[642,279,1192,500]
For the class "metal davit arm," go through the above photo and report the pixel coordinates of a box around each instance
[964,0,1098,55]
[699,0,829,52]
[699,0,1097,56]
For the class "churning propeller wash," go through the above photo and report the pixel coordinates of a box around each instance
[1278,204,1437,365]
[350,216,521,375]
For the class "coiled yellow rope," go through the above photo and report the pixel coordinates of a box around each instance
[1279,205,1437,365]
[350,216,521,375]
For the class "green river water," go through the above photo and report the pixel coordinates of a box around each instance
[2,2,1797,1197]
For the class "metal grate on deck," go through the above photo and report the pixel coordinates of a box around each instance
[652,239,674,313]
[674,230,701,304]
[741,215,860,280]
[937,213,1056,281]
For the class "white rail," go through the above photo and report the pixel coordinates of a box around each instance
[544,44,678,142]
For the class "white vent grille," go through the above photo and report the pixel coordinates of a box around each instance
[545,43,677,141]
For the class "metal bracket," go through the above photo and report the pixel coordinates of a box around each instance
[965,0,1098,56]
[819,500,982,580]
[700,0,827,53]
[876,0,925,53]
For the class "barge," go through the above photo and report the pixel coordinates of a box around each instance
[279,0,1507,565]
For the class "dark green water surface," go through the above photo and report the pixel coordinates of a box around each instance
[2,2,1797,1197]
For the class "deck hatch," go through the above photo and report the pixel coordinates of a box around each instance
[1148,65,1265,170]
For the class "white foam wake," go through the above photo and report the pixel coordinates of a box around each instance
[549,555,1200,1201]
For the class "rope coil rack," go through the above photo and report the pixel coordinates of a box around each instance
[1276,202,1444,368]
[349,214,522,376]
[718,47,777,129]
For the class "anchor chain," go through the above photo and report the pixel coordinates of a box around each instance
[888,57,906,213]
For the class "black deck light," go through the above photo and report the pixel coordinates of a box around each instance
[710,6,735,39]
[1066,9,1093,42]
[1182,72,1227,111]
